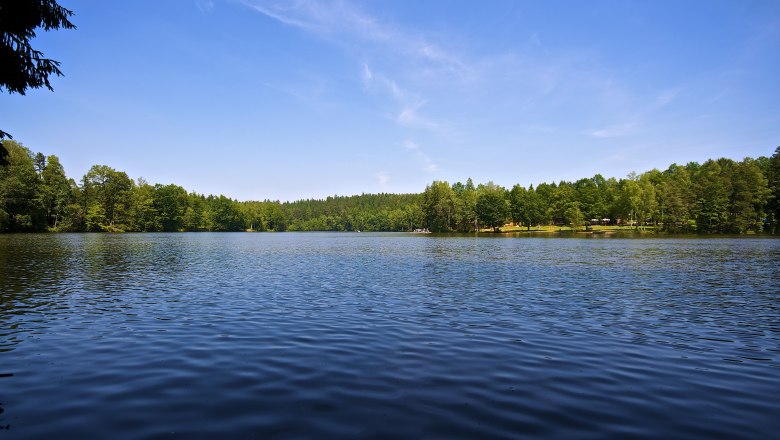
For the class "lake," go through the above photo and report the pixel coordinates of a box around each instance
[1,233,779,438]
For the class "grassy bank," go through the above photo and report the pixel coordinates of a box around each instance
[484,225,660,234]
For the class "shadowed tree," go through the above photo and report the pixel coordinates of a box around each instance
[1,0,75,165]
[564,202,584,231]
[206,195,246,231]
[727,158,770,233]
[692,159,732,233]
[0,140,43,230]
[38,154,70,228]
[767,147,780,232]
[153,183,188,231]
[658,164,694,231]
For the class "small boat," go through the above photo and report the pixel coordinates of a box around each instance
[412,228,431,234]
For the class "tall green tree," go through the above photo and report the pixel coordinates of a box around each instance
[60,178,84,231]
[131,179,160,231]
[38,154,70,229]
[0,140,43,230]
[574,176,607,220]
[766,147,780,232]
[526,186,547,229]
[533,182,554,225]
[510,184,546,230]
[205,195,246,231]
[602,177,621,222]
[240,201,267,232]
[452,178,477,232]
[264,201,287,231]
[637,173,658,226]
[618,172,657,229]
[422,181,455,232]
[564,202,584,231]
[154,183,188,231]
[658,164,693,231]
[727,158,770,233]
[476,182,509,231]
[183,193,206,231]
[509,184,527,226]
[548,181,575,225]
[404,203,424,231]
[692,159,731,233]
[82,165,134,231]
[510,185,547,231]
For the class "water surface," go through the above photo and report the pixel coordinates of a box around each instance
[1,233,779,438]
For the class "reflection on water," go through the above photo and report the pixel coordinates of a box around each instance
[1,233,779,438]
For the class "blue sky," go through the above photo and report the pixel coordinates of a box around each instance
[2,0,779,201]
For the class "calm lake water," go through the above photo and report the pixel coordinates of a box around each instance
[1,233,779,439]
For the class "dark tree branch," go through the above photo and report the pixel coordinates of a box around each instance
[0,0,76,165]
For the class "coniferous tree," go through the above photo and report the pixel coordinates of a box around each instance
[765,147,780,232]
[1,0,76,165]
[39,154,70,229]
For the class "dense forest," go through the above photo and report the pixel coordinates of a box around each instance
[1,140,779,234]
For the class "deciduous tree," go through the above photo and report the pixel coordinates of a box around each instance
[39,154,70,228]
[422,181,455,232]
[476,182,509,231]
[82,165,134,231]
[0,140,43,230]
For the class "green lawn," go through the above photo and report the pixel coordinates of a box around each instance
[484,224,660,233]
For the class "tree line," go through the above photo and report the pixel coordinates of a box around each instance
[1,140,779,234]
[0,140,422,233]
[423,148,779,234]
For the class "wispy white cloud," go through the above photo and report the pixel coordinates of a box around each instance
[245,0,472,80]
[244,0,687,163]
[245,0,597,145]
[584,87,682,140]
[361,62,406,102]
[244,0,474,142]
[399,138,438,172]
[361,61,446,134]
[396,101,440,130]
[245,1,323,31]
[416,151,439,172]
[361,62,373,84]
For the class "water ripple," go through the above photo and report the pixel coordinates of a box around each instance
[1,233,779,438]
